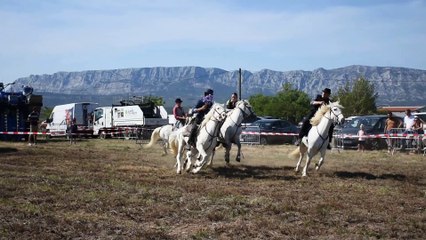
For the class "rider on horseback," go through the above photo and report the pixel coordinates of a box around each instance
[296,88,333,149]
[173,98,186,129]
[225,92,238,110]
[187,89,214,146]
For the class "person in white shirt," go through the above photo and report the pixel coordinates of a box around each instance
[403,109,415,151]
[403,109,415,131]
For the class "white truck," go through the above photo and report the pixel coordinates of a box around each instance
[92,103,169,138]
[46,102,98,136]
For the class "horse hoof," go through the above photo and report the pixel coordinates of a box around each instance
[236,157,240,162]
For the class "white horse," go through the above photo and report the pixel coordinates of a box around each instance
[290,102,344,177]
[145,124,174,155]
[170,104,227,174]
[214,100,255,164]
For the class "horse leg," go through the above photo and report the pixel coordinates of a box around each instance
[235,141,241,162]
[295,144,307,172]
[295,153,303,173]
[222,142,231,164]
[184,148,194,172]
[207,148,215,167]
[302,151,314,177]
[162,140,168,156]
[316,149,327,171]
[175,141,183,174]
[192,147,208,173]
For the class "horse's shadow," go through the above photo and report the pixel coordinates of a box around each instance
[333,171,406,181]
[0,147,18,154]
[200,165,298,181]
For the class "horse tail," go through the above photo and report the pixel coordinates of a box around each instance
[289,147,301,159]
[145,126,162,148]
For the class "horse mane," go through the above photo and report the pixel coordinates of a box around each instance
[200,103,218,128]
[310,101,343,126]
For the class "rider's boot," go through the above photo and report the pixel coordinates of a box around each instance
[187,125,198,147]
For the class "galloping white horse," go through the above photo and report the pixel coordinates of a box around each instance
[170,104,227,174]
[145,124,174,155]
[215,100,255,164]
[290,102,344,177]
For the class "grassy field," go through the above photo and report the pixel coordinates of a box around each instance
[0,139,425,239]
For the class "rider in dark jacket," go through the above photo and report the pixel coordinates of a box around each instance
[187,89,214,146]
[296,88,333,149]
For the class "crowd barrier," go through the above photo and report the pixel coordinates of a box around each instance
[240,127,425,155]
[0,127,156,144]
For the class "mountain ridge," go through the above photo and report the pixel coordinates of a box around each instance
[14,65,426,107]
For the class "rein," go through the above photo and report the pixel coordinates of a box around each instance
[200,108,224,149]
[314,108,340,150]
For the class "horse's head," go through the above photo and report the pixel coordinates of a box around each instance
[235,100,255,119]
[330,101,344,125]
[212,104,227,121]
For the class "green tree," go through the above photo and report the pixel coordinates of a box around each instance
[249,83,310,123]
[40,107,53,121]
[248,94,272,117]
[335,77,377,116]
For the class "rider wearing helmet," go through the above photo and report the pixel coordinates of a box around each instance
[187,88,215,146]
[296,88,333,149]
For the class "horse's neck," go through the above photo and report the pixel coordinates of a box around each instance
[228,108,244,125]
[315,111,333,133]
[201,117,222,137]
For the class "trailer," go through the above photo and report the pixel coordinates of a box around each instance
[46,102,97,137]
[92,98,168,139]
[0,82,43,141]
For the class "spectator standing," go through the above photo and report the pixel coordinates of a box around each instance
[412,116,424,152]
[412,116,424,134]
[358,124,366,152]
[403,109,415,151]
[27,107,40,146]
[384,112,402,153]
[69,118,78,144]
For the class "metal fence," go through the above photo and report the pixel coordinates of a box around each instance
[334,128,425,155]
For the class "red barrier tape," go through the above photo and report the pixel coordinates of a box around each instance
[241,131,425,139]
[0,131,49,135]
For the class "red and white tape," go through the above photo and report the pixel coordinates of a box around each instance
[241,131,425,139]
[334,133,425,139]
[0,131,49,135]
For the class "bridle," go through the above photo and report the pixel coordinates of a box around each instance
[315,105,343,150]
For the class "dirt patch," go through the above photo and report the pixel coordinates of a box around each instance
[1,140,425,239]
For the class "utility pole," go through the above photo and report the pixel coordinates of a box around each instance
[238,68,242,100]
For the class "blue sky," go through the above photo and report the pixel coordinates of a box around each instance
[1,0,425,84]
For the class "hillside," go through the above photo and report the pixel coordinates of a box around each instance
[14,65,426,107]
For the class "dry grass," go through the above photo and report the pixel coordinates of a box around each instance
[0,139,425,239]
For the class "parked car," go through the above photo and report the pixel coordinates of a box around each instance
[335,115,403,150]
[241,119,299,145]
[241,115,263,128]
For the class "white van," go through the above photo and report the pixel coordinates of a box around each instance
[46,102,97,136]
